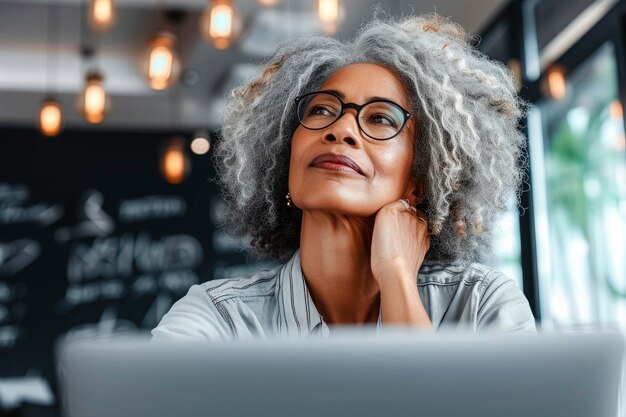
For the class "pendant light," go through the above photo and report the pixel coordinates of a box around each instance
[161,137,189,184]
[89,0,116,32]
[191,130,211,155]
[39,100,63,137]
[143,31,181,90]
[317,0,343,35]
[142,7,186,91]
[199,0,242,50]
[38,0,63,137]
[81,72,107,124]
[78,0,109,126]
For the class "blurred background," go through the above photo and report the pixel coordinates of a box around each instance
[0,0,625,415]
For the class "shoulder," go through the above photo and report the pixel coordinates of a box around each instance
[151,265,282,341]
[199,266,281,303]
[419,260,525,305]
[418,261,536,332]
[466,265,536,331]
[417,260,503,290]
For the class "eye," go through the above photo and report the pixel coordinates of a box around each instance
[308,105,336,117]
[367,113,399,128]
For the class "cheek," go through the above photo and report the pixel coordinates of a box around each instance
[374,144,414,181]
[288,130,307,182]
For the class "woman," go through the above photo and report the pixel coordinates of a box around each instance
[152,14,536,340]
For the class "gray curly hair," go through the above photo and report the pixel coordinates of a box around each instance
[213,13,527,264]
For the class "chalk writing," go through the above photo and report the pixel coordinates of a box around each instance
[212,230,249,253]
[157,270,198,293]
[0,325,20,348]
[57,269,198,311]
[0,282,12,302]
[64,280,126,305]
[209,196,228,227]
[131,274,158,295]
[55,190,114,242]
[0,183,29,203]
[0,282,26,324]
[119,196,187,222]
[66,233,203,283]
[0,204,64,226]
[0,183,63,226]
[0,239,41,276]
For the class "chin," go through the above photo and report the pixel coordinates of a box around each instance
[298,198,376,217]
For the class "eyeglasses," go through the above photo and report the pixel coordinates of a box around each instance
[295,91,412,141]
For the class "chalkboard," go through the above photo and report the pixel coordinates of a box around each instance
[0,127,278,413]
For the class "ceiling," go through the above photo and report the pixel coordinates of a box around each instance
[0,0,510,131]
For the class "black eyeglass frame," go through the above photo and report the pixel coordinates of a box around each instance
[294,90,412,141]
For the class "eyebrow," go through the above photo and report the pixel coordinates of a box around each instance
[323,89,398,104]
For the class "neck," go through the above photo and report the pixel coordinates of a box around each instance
[299,210,381,325]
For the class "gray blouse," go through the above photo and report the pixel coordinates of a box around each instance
[151,249,537,341]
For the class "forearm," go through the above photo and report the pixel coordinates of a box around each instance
[379,269,432,330]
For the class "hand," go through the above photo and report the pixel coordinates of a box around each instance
[370,199,430,286]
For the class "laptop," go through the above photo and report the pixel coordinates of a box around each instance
[55,328,625,417]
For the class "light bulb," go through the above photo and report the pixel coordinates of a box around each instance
[317,0,342,35]
[161,138,188,184]
[210,5,232,38]
[89,0,116,32]
[83,72,107,124]
[546,65,566,100]
[200,1,242,50]
[144,31,180,90]
[39,99,62,137]
[191,130,211,155]
[318,0,338,22]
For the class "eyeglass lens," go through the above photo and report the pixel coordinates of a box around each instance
[297,92,405,140]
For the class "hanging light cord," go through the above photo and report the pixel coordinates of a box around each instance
[79,0,87,74]
[79,0,98,74]
[53,2,60,95]
[45,0,61,95]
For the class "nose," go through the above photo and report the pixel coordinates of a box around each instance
[322,109,362,146]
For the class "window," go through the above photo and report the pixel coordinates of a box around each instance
[529,42,626,329]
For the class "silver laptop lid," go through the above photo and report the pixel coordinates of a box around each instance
[56,329,625,417]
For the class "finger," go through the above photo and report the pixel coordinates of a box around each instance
[413,208,429,235]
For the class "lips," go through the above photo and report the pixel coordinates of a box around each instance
[310,153,364,175]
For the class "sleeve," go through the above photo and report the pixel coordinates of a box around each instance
[476,272,537,333]
[151,284,233,342]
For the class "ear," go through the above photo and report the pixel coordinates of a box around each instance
[404,180,426,207]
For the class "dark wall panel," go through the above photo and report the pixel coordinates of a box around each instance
[0,127,277,412]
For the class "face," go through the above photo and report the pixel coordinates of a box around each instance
[288,63,419,217]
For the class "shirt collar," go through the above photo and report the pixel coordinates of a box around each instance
[275,249,382,339]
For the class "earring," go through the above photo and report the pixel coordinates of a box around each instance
[285,192,293,207]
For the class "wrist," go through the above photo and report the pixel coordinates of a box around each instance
[375,256,413,280]
[377,267,417,293]
[379,272,430,328]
